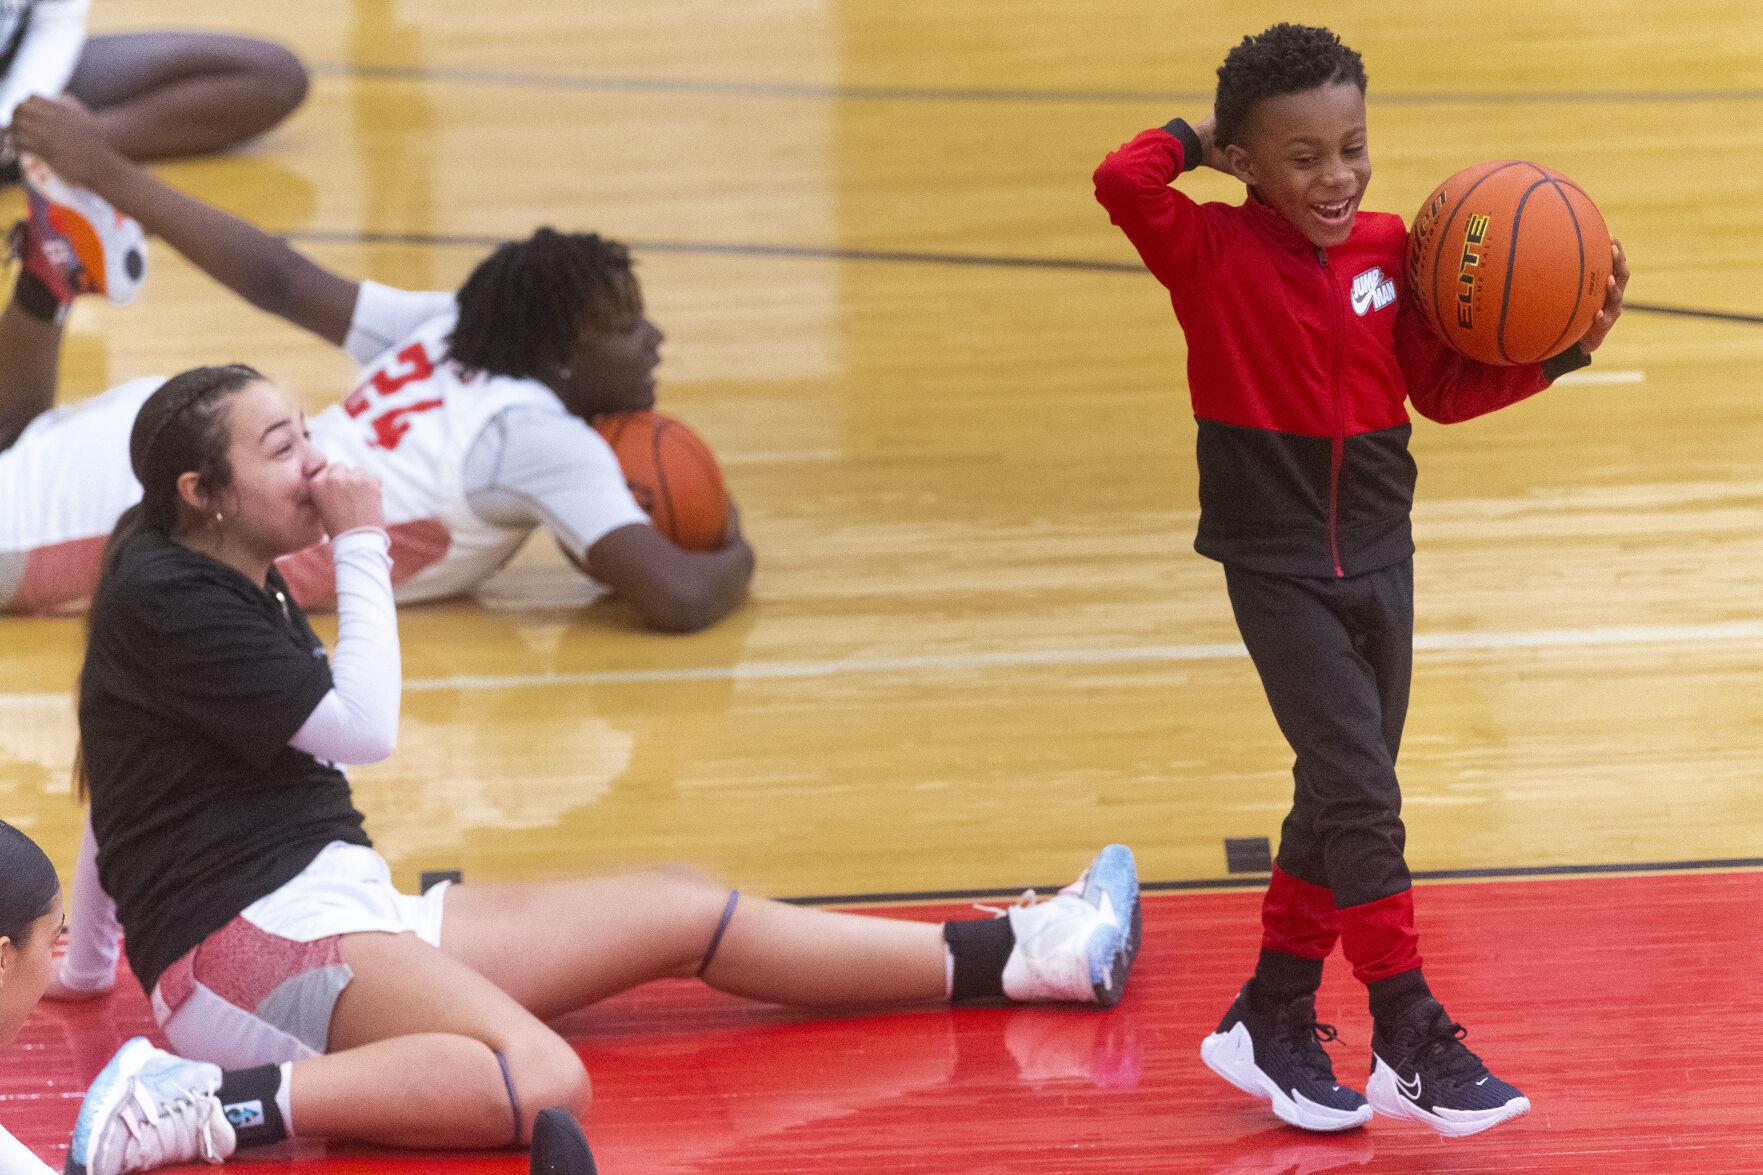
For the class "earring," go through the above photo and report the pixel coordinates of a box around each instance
[214,512,224,525]
[557,366,573,381]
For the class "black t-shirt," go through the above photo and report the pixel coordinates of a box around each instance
[79,531,371,992]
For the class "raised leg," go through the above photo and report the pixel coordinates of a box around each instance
[66,32,309,161]
[290,930,590,1147]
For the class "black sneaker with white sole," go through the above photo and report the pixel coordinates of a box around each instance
[1201,982,1372,1132]
[1366,998,1529,1137]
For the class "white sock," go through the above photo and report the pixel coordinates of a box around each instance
[275,1062,296,1138]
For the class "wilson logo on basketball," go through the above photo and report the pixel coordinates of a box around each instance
[1406,190,1448,290]
[1455,213,1491,328]
[1350,267,1397,316]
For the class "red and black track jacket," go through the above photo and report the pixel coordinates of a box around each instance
[1095,121,1577,578]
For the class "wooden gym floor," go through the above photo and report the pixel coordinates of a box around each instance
[3,0,1762,1169]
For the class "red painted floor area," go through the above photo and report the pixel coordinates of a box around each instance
[6,872,1763,1173]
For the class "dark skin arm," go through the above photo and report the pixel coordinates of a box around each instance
[11,95,359,347]
[568,500,755,633]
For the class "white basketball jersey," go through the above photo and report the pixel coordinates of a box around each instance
[0,377,160,612]
[0,376,158,552]
[284,312,568,606]
[1,288,640,614]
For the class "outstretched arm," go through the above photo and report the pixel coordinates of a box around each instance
[9,94,359,347]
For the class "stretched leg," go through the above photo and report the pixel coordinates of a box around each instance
[66,32,309,161]
[438,868,947,1021]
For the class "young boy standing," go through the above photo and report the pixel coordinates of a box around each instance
[1094,23,1627,1137]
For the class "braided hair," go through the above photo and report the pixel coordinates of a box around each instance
[447,229,641,383]
[1213,24,1367,149]
[73,365,264,800]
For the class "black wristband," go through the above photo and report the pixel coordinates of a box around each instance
[1163,118,1205,175]
[13,269,66,324]
[1540,346,1592,383]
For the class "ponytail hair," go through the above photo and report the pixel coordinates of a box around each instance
[75,364,264,800]
[93,364,263,587]
[0,820,58,948]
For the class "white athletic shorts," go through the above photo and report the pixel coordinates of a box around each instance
[150,842,450,1069]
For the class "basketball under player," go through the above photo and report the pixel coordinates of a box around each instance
[1,93,753,631]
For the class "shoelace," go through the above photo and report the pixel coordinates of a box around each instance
[973,889,1039,918]
[1409,1007,1488,1087]
[119,1080,225,1169]
[1275,997,1342,1082]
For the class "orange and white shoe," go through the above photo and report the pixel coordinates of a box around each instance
[14,153,146,306]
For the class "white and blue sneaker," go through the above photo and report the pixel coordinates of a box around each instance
[1366,999,1529,1137]
[1000,844,1140,1007]
[1202,983,1373,1132]
[65,1037,236,1175]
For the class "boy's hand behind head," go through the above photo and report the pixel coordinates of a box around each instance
[1191,114,1234,174]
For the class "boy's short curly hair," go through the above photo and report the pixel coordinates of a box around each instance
[1214,24,1367,148]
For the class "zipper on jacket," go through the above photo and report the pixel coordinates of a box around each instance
[1316,245,1346,578]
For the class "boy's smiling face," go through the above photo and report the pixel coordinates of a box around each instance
[1223,80,1371,248]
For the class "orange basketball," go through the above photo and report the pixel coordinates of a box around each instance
[1407,160,1611,365]
[592,410,729,551]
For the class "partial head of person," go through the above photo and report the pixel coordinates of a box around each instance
[447,228,663,420]
[1213,23,1370,249]
[0,820,61,1047]
[117,364,327,580]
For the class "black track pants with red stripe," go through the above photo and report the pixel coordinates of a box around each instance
[1224,559,1423,985]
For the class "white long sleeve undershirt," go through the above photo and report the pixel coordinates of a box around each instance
[289,526,401,764]
[56,811,118,993]
[0,1122,56,1175]
[0,0,91,129]
[59,526,402,993]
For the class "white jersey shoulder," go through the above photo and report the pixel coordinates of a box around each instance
[306,312,572,604]
[0,376,159,553]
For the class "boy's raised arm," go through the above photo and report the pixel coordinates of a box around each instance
[1093,116,1220,291]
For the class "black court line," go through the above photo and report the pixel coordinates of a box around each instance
[284,229,1763,327]
[313,62,1763,107]
[783,854,1763,906]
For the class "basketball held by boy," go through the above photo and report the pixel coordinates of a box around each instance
[1094,22,1627,1138]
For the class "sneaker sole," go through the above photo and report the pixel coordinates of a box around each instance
[64,1036,156,1175]
[1080,844,1139,1007]
[1366,1055,1531,1137]
[20,158,147,306]
[1201,1022,1373,1133]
